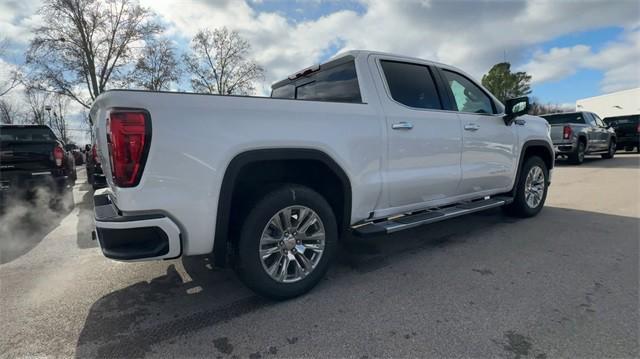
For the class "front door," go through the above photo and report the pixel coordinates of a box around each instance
[439,68,517,194]
[374,58,463,211]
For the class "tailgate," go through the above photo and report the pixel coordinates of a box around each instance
[549,125,568,143]
[0,141,56,174]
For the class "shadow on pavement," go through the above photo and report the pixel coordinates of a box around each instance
[0,187,75,264]
[555,153,639,169]
[75,207,639,357]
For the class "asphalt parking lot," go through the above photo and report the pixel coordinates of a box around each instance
[1,154,638,358]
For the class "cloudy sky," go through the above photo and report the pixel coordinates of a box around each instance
[1,0,639,142]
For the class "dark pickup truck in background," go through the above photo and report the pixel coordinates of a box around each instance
[0,125,76,201]
[542,111,617,164]
[603,114,639,153]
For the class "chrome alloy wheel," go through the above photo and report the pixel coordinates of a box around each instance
[524,165,545,208]
[259,206,326,283]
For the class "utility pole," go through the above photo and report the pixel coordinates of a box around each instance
[45,105,52,127]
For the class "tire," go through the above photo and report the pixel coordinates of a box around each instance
[601,139,616,159]
[624,146,634,152]
[568,140,585,165]
[503,156,549,218]
[235,185,338,300]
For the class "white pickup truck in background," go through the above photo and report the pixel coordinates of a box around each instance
[90,50,554,299]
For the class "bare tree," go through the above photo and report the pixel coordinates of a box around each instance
[24,88,51,125]
[183,27,264,95]
[130,38,181,91]
[529,98,573,115]
[0,99,21,124]
[25,0,162,109]
[49,95,70,142]
[0,38,20,98]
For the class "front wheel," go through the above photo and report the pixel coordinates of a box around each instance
[601,140,616,159]
[235,185,337,300]
[503,156,549,218]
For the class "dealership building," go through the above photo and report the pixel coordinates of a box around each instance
[576,87,640,118]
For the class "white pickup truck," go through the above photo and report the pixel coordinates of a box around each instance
[90,50,554,299]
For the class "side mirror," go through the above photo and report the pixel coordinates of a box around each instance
[503,96,530,125]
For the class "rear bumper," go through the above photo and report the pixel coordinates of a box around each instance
[93,190,182,261]
[553,142,576,154]
[0,172,70,195]
[615,135,639,148]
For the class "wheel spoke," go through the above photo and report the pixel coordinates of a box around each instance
[280,208,293,231]
[260,245,281,259]
[295,252,313,273]
[298,212,318,234]
[277,255,290,281]
[270,215,285,233]
[261,233,281,245]
[266,253,283,277]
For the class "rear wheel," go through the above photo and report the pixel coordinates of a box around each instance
[568,140,585,165]
[625,146,634,152]
[503,156,548,218]
[601,139,616,159]
[235,185,337,299]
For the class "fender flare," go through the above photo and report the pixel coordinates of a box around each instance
[213,148,352,266]
[509,140,554,196]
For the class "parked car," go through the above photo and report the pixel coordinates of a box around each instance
[542,111,617,164]
[603,114,639,153]
[64,143,85,165]
[85,144,106,189]
[89,50,554,299]
[0,125,76,202]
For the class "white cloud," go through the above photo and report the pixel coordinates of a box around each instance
[141,0,640,94]
[522,29,640,94]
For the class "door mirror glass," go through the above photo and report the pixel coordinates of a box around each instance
[503,96,529,124]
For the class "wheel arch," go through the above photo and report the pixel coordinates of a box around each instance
[213,148,352,267]
[509,140,554,196]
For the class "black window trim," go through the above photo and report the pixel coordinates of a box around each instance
[437,67,498,115]
[377,59,445,112]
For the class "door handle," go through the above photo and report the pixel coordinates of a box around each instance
[392,121,413,130]
[464,123,480,131]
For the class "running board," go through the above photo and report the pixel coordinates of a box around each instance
[352,196,513,237]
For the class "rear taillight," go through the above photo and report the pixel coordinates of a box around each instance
[106,110,150,187]
[92,145,100,164]
[563,125,572,140]
[53,146,64,167]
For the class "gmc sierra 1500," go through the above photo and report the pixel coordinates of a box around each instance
[90,50,554,299]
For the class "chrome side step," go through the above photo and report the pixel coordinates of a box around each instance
[352,196,513,237]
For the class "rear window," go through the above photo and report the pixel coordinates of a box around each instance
[603,115,639,125]
[542,113,585,125]
[380,60,442,110]
[271,59,361,103]
[0,127,56,141]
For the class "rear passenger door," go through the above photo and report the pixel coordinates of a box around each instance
[438,68,517,195]
[583,112,601,150]
[593,113,610,150]
[373,57,463,211]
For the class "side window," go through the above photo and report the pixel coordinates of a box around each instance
[584,112,597,126]
[593,114,605,127]
[442,70,495,114]
[380,60,442,110]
